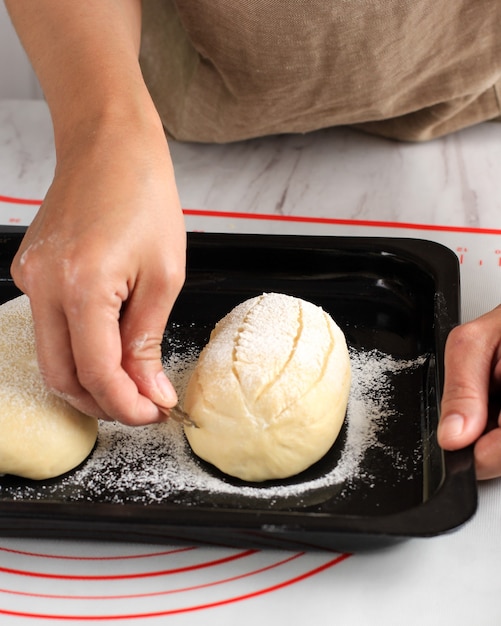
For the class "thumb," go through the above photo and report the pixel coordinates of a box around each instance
[120,287,179,411]
[438,325,490,451]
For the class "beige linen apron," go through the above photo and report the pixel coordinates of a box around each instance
[139,0,501,142]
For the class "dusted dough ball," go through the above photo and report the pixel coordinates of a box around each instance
[0,295,98,480]
[183,292,351,482]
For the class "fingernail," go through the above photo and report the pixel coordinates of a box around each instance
[440,413,465,440]
[155,371,178,405]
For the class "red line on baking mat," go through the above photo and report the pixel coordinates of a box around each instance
[0,551,304,601]
[0,553,352,620]
[3,193,501,235]
[0,194,41,206]
[0,545,195,562]
[0,549,257,581]
[183,207,501,235]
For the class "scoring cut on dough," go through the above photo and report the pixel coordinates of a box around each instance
[0,295,98,480]
[183,292,351,482]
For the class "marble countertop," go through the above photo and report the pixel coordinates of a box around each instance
[0,99,500,625]
[2,100,500,321]
[3,99,501,229]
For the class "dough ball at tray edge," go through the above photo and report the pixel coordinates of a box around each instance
[0,295,98,480]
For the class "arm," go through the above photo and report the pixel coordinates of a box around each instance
[439,306,501,480]
[5,0,186,424]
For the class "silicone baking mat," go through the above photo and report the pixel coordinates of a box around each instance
[0,196,498,625]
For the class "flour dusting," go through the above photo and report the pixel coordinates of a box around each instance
[0,338,427,505]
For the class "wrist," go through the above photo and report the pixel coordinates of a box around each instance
[53,92,169,173]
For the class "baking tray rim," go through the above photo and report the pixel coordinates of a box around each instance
[0,230,477,548]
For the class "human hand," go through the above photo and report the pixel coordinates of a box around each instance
[438,306,501,480]
[11,128,186,425]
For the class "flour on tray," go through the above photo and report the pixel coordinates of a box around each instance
[1,346,427,504]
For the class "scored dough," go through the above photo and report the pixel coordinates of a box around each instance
[183,292,351,482]
[0,295,98,480]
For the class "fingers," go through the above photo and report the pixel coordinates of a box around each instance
[28,298,109,420]
[439,307,501,480]
[16,238,185,426]
[120,263,185,412]
[67,286,170,425]
[474,419,501,480]
[438,322,492,451]
[28,281,162,425]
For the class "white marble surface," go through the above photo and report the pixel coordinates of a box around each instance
[1,99,500,322]
[3,100,501,228]
[0,99,501,625]
[172,123,501,230]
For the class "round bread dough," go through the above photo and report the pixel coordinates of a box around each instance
[0,295,98,480]
[183,292,351,482]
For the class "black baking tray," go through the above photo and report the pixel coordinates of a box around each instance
[0,228,477,551]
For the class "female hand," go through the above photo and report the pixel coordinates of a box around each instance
[11,127,186,425]
[439,306,501,480]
